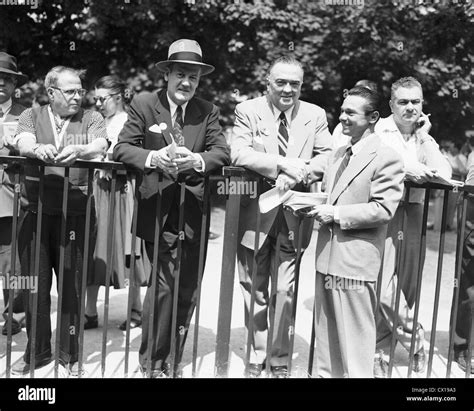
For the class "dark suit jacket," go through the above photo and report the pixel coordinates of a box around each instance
[0,102,26,218]
[113,90,230,242]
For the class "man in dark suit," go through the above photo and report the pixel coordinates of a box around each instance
[231,56,332,377]
[311,86,404,377]
[0,52,28,336]
[114,39,230,378]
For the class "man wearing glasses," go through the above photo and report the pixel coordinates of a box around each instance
[374,76,452,377]
[11,66,108,377]
[231,55,332,377]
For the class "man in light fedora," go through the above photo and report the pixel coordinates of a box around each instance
[114,39,230,378]
[0,51,28,337]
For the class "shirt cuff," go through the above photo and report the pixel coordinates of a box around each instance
[14,132,36,146]
[145,151,156,169]
[334,206,340,224]
[193,154,205,173]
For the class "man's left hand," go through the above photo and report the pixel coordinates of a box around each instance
[307,204,335,224]
[174,146,202,172]
[54,145,84,165]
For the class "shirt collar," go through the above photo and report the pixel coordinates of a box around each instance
[0,99,13,116]
[347,132,374,157]
[378,114,420,142]
[167,93,189,121]
[272,104,294,124]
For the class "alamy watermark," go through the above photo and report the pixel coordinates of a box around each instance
[0,0,39,10]
[18,385,55,405]
[0,273,38,293]
[324,275,365,293]
[324,0,365,7]
[216,179,258,199]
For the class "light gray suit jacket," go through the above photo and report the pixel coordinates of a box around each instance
[231,95,333,250]
[315,133,404,282]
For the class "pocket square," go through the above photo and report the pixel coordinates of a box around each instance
[149,123,167,133]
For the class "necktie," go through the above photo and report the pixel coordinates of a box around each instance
[172,105,185,146]
[0,108,4,119]
[277,112,289,156]
[332,146,353,188]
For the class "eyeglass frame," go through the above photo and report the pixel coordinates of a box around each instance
[93,93,119,104]
[49,86,87,100]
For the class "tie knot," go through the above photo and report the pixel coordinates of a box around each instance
[279,111,287,124]
[346,146,353,156]
[0,108,4,118]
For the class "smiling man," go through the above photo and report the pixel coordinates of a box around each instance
[231,55,332,378]
[113,39,230,378]
[11,66,108,377]
[311,86,404,377]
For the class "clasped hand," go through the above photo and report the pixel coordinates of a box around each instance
[305,204,335,224]
[278,157,309,185]
[151,146,200,175]
[405,163,438,184]
[35,144,83,166]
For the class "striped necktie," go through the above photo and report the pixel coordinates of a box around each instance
[172,105,185,146]
[333,146,353,188]
[277,111,289,156]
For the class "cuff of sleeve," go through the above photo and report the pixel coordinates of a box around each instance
[145,151,156,169]
[334,206,340,224]
[15,132,36,145]
[193,154,205,173]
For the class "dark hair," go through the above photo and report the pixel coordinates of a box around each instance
[347,85,381,114]
[267,55,304,77]
[354,79,379,94]
[94,75,132,105]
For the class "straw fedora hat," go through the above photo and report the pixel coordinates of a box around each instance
[155,39,214,76]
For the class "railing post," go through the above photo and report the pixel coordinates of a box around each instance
[214,167,245,377]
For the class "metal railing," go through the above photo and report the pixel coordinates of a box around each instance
[1,157,473,378]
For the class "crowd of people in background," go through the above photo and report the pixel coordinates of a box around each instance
[0,42,473,379]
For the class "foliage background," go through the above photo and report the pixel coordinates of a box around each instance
[1,0,473,142]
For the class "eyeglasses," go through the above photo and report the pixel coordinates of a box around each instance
[50,86,87,99]
[93,93,118,104]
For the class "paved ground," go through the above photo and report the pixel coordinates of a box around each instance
[0,200,469,379]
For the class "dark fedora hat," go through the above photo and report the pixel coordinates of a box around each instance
[0,52,29,86]
[155,39,214,76]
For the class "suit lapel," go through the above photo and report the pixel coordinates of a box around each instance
[5,103,25,121]
[255,96,278,155]
[286,101,309,158]
[329,134,379,205]
[153,91,173,146]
